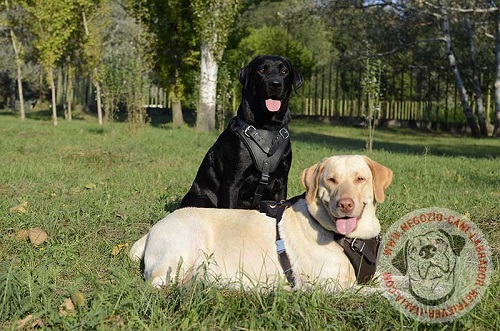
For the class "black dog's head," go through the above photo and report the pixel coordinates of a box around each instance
[237,55,303,128]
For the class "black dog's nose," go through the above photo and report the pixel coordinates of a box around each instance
[419,245,437,259]
[270,80,282,89]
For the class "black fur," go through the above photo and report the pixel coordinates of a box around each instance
[180,55,303,209]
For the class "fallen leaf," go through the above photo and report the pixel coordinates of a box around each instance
[112,243,129,256]
[59,298,75,317]
[72,291,86,308]
[15,229,29,241]
[10,201,28,214]
[28,227,48,246]
[104,315,124,328]
[84,183,97,190]
[115,211,126,219]
[16,314,45,329]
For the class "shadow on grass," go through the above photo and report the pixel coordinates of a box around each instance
[147,107,197,128]
[3,110,497,159]
[292,132,500,159]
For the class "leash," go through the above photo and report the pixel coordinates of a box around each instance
[260,194,381,286]
[231,117,290,209]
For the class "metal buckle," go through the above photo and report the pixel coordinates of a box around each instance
[279,128,289,139]
[351,238,365,253]
[244,125,257,138]
[276,239,286,254]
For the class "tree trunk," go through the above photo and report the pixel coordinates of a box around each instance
[494,12,500,138]
[10,29,25,120]
[48,67,57,125]
[171,87,184,126]
[39,66,44,102]
[66,66,73,121]
[56,67,63,106]
[171,69,184,126]
[465,16,488,136]
[94,68,103,125]
[82,10,103,125]
[196,42,218,132]
[441,7,480,137]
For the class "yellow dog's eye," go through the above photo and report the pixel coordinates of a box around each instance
[327,177,337,184]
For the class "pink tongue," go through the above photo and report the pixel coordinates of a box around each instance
[336,217,357,235]
[265,99,281,112]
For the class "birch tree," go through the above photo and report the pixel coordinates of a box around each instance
[494,9,500,137]
[21,0,75,125]
[438,1,480,137]
[2,0,26,120]
[464,15,488,136]
[192,0,240,131]
[79,0,108,125]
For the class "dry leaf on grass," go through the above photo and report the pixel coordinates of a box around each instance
[112,243,129,256]
[15,229,29,241]
[115,211,126,219]
[84,183,97,190]
[16,314,45,330]
[10,201,28,214]
[59,298,75,317]
[28,227,48,246]
[104,315,124,328]
[72,291,86,308]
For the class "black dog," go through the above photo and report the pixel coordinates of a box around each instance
[180,55,304,209]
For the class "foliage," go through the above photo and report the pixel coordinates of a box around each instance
[192,0,240,61]
[238,26,314,76]
[0,0,500,134]
[99,1,154,129]
[20,0,75,70]
[139,0,198,108]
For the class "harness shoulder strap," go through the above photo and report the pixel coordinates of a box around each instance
[262,194,305,286]
[337,236,381,284]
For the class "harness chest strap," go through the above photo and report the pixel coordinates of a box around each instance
[231,117,290,208]
[264,194,381,286]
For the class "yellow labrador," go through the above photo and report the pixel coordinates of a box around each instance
[130,155,393,289]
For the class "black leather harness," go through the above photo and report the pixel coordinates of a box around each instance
[260,194,381,286]
[231,117,291,209]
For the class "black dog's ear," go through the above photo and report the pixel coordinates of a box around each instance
[280,56,304,93]
[438,229,466,256]
[238,55,262,90]
[391,242,408,275]
[292,68,304,93]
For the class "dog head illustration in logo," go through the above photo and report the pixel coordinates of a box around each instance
[392,229,465,305]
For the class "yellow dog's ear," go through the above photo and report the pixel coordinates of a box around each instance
[301,159,326,204]
[362,156,393,203]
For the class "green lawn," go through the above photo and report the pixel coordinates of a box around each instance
[0,112,499,330]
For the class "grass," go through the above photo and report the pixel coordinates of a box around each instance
[0,110,499,330]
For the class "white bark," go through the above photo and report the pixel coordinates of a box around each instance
[9,29,25,120]
[494,12,500,137]
[441,4,479,137]
[196,41,218,131]
[465,16,487,136]
[48,67,57,126]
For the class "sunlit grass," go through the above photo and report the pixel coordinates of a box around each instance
[0,112,498,330]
